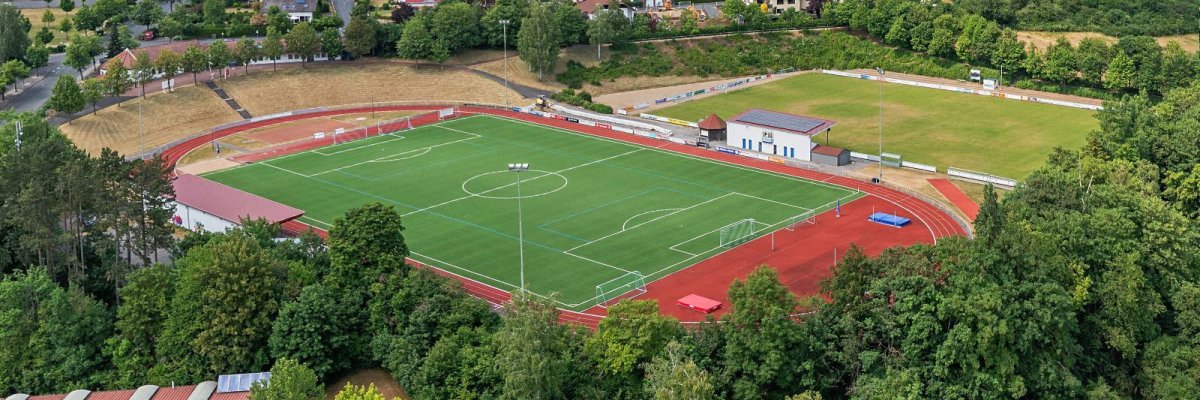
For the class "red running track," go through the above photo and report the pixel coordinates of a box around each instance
[928,178,979,221]
[165,105,970,327]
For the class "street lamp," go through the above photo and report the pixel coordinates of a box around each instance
[876,67,884,181]
[500,20,512,107]
[507,162,529,292]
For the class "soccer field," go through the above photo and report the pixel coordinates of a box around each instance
[204,115,861,310]
[656,73,1099,179]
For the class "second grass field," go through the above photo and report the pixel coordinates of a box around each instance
[204,115,861,310]
[655,73,1099,179]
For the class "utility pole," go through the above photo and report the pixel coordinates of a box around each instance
[876,67,884,181]
[500,20,511,108]
[508,163,529,292]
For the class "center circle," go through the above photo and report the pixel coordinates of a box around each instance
[461,170,569,199]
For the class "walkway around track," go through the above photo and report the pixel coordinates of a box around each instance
[161,104,969,328]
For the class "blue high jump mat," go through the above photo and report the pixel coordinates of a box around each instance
[868,212,911,228]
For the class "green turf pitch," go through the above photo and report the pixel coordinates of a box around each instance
[204,115,862,310]
[655,73,1098,179]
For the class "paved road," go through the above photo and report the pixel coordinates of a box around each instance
[329,0,352,31]
[1,53,70,112]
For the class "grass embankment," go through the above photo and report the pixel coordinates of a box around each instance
[656,73,1098,179]
[60,86,242,156]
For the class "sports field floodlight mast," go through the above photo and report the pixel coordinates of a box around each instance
[508,162,529,292]
[876,67,884,181]
[500,20,512,107]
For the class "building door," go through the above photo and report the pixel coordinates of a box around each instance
[758,142,762,152]
[773,145,778,155]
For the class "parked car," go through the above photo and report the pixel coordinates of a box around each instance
[141,30,156,41]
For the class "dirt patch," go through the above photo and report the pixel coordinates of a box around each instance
[60,86,243,156]
[1017,31,1198,54]
[447,49,506,65]
[325,369,410,400]
[218,61,521,116]
[244,119,355,144]
[595,70,809,111]
[472,57,564,94]
[176,157,241,175]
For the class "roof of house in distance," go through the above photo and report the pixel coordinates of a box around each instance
[261,0,317,13]
[4,382,248,400]
[698,114,727,130]
[106,40,201,71]
[173,174,304,225]
[729,109,836,136]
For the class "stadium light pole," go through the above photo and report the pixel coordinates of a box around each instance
[500,20,512,108]
[508,163,529,292]
[876,67,884,181]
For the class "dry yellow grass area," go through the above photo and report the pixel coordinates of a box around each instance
[20,8,79,47]
[473,57,564,93]
[218,61,521,116]
[1017,31,1198,53]
[61,86,243,156]
[446,49,506,65]
[582,74,725,95]
[325,369,410,400]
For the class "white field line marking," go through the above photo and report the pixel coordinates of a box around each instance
[738,193,815,211]
[312,135,406,156]
[273,115,483,161]
[492,115,860,197]
[400,147,645,217]
[410,250,589,309]
[372,146,431,162]
[563,193,736,254]
[621,208,683,231]
[562,251,634,274]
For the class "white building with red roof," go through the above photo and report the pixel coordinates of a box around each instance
[171,174,305,233]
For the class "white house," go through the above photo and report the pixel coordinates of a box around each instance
[170,174,304,233]
[726,109,835,162]
[261,0,316,22]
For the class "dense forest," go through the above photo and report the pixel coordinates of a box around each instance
[4,79,1200,398]
[953,0,1199,36]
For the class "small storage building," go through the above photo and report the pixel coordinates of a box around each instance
[811,145,850,166]
[726,109,835,161]
[171,174,305,233]
[697,114,727,142]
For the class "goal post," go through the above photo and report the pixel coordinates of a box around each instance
[719,218,757,248]
[784,210,818,231]
[594,271,648,308]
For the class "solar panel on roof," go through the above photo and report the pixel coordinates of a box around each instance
[216,372,271,393]
[733,109,826,134]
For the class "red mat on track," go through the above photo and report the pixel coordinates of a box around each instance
[928,178,979,221]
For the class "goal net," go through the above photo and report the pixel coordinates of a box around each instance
[719,218,757,248]
[594,271,648,308]
[784,210,818,231]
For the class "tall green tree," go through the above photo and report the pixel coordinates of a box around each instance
[72,5,100,33]
[208,40,232,74]
[248,358,324,400]
[1075,37,1111,85]
[427,1,481,53]
[155,49,182,92]
[105,264,176,388]
[493,292,573,400]
[1158,41,1196,93]
[103,61,132,103]
[269,284,363,380]
[1103,50,1135,93]
[24,44,50,75]
[203,0,225,25]
[131,0,163,30]
[80,77,103,114]
[60,0,75,13]
[342,17,375,59]
[49,74,84,117]
[153,232,288,384]
[321,29,343,61]
[0,60,29,101]
[181,45,207,83]
[64,39,92,79]
[0,5,32,63]
[585,300,681,395]
[396,15,432,60]
[284,22,320,68]
[723,266,805,399]
[517,1,560,80]
[1040,37,1077,83]
[327,202,408,289]
[234,37,260,74]
[644,341,715,400]
[262,27,285,71]
[587,10,617,60]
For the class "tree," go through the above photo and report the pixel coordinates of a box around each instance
[587,10,616,60]
[203,0,225,25]
[481,0,523,48]
[154,232,289,383]
[58,17,73,34]
[493,292,572,400]
[644,341,715,400]
[248,358,324,400]
[80,77,103,114]
[73,5,100,33]
[321,29,342,61]
[107,23,136,57]
[49,75,84,118]
[390,3,414,23]
[42,8,55,24]
[0,6,30,63]
[262,27,285,71]
[552,2,587,46]
[103,61,132,103]
[284,22,320,68]
[24,44,49,75]
[266,6,293,34]
[883,18,907,46]
[155,49,181,92]
[269,284,363,380]
[585,300,681,395]
[1103,50,1136,93]
[105,264,176,388]
[157,16,183,40]
[396,15,432,60]
[234,37,260,74]
[991,28,1025,81]
[0,60,29,101]
[60,0,75,13]
[34,26,53,45]
[1158,41,1196,93]
[132,49,155,97]
[1041,37,1077,83]
[182,45,207,83]
[327,202,408,289]
[723,266,804,399]
[91,0,127,23]
[131,0,163,30]
[517,2,560,81]
[954,15,1000,64]
[427,2,481,53]
[1075,37,1111,86]
[207,40,232,74]
[342,17,375,59]
[332,383,383,400]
